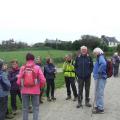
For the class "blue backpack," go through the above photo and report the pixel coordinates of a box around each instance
[0,71,11,91]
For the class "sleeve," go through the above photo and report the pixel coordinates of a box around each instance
[8,71,17,83]
[17,66,24,86]
[98,56,106,74]
[89,57,93,73]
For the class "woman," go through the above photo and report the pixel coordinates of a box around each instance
[93,48,107,114]
[17,53,46,120]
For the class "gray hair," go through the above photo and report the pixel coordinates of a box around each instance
[93,47,104,54]
[80,46,87,50]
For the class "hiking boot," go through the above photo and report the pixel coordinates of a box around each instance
[76,102,82,108]
[85,101,92,107]
[5,114,14,119]
[66,96,71,100]
[92,108,104,114]
[47,97,51,102]
[73,97,77,101]
[51,97,56,101]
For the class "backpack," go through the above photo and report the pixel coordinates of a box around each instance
[105,59,113,78]
[22,65,37,87]
[0,71,11,91]
[98,57,113,78]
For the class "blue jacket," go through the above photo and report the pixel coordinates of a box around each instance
[93,54,107,80]
[0,70,10,97]
[44,63,56,80]
[75,54,93,79]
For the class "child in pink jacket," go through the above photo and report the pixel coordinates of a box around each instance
[17,53,46,120]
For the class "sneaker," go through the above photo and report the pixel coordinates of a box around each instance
[5,114,14,119]
[85,102,92,107]
[92,108,104,114]
[12,110,17,115]
[76,103,82,108]
[47,97,51,102]
[40,100,44,104]
[73,97,77,101]
[66,96,71,100]
[51,97,56,101]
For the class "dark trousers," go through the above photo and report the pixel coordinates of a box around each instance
[46,79,55,98]
[10,90,22,111]
[113,66,119,77]
[78,78,91,103]
[65,77,77,97]
[0,96,8,120]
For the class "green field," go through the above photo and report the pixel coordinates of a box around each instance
[0,50,71,65]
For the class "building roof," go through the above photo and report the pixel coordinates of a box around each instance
[101,35,119,43]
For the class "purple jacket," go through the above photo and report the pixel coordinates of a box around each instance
[8,68,20,91]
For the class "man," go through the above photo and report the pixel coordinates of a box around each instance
[75,46,93,108]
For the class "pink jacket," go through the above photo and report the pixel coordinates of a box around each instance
[17,60,46,95]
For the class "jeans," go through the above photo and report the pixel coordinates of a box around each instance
[77,78,91,103]
[65,77,77,97]
[0,96,8,120]
[22,94,39,120]
[94,79,106,110]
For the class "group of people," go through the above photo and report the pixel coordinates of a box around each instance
[0,53,57,120]
[0,46,119,120]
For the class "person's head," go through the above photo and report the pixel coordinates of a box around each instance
[80,46,88,55]
[64,55,68,61]
[114,52,118,56]
[46,57,53,64]
[93,47,104,57]
[2,63,8,70]
[11,59,18,69]
[67,54,72,62]
[26,53,35,61]
[35,56,42,64]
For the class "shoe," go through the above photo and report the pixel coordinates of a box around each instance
[5,114,14,119]
[51,97,56,101]
[76,102,82,108]
[12,110,17,115]
[85,102,92,107]
[47,97,51,102]
[40,100,44,104]
[92,108,104,114]
[29,106,33,113]
[66,96,71,100]
[73,97,77,101]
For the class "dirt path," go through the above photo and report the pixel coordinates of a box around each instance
[15,76,120,120]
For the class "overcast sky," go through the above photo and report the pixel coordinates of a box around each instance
[0,0,120,45]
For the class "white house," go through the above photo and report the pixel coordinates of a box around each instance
[101,35,119,47]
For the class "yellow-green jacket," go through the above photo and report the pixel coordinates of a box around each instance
[63,61,75,78]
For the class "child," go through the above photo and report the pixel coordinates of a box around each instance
[0,59,11,120]
[8,59,22,115]
[44,57,56,101]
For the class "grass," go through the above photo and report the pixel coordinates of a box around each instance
[8,72,65,112]
[0,50,71,65]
